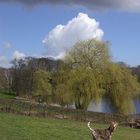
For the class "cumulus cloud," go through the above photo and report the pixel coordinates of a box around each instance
[42,13,104,58]
[0,0,140,11]
[13,51,26,60]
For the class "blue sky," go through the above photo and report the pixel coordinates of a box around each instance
[0,1,140,67]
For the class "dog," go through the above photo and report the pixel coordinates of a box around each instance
[87,121,118,140]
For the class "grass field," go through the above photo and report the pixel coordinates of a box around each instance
[0,92,15,99]
[0,113,140,140]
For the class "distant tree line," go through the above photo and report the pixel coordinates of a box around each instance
[0,39,140,114]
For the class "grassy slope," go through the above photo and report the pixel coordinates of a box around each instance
[0,113,140,140]
[0,92,15,99]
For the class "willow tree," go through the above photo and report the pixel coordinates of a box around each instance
[55,66,105,109]
[55,39,110,109]
[55,39,140,114]
[104,63,140,114]
[32,70,52,103]
[65,39,111,70]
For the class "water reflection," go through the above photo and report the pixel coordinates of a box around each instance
[133,98,140,114]
[67,98,140,114]
[87,98,140,114]
[87,98,115,113]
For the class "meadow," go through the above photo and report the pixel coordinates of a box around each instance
[0,91,15,99]
[0,113,140,140]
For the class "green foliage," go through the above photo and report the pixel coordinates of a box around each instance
[32,70,51,98]
[3,39,139,115]
[55,67,104,109]
[52,67,72,105]
[54,39,140,114]
[65,39,111,70]
[55,39,111,109]
[104,63,140,114]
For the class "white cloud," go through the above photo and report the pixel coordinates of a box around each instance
[43,13,104,58]
[0,42,12,67]
[0,55,7,63]
[44,52,65,60]
[2,42,12,49]
[13,51,26,60]
[0,55,11,68]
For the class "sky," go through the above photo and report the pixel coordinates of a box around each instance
[0,0,140,67]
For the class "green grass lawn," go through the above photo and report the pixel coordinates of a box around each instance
[0,113,140,140]
[0,92,15,99]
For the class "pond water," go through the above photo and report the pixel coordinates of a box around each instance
[87,98,140,114]
[67,98,140,114]
[87,98,114,113]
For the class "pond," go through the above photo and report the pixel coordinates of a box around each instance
[87,98,140,114]
[67,98,140,114]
